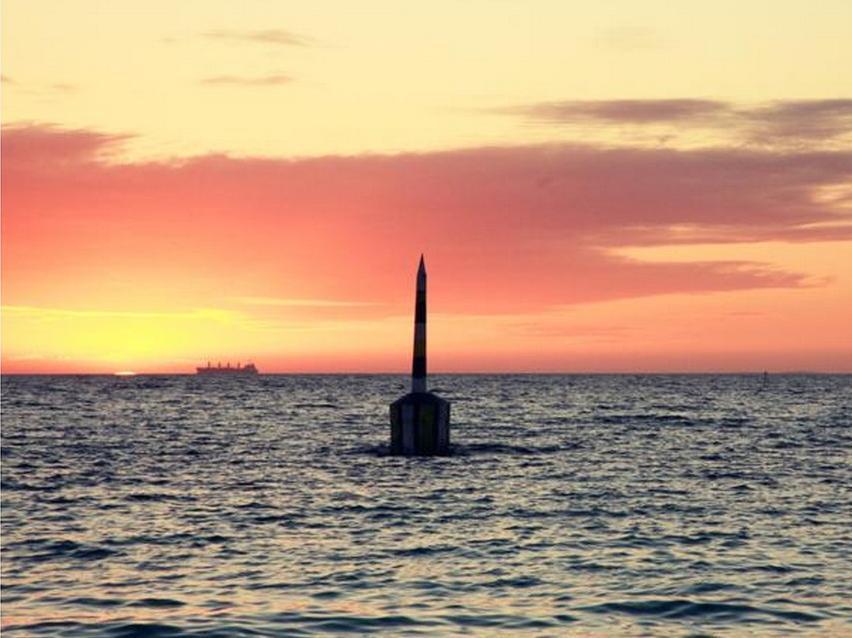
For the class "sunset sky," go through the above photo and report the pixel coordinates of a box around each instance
[2,0,851,373]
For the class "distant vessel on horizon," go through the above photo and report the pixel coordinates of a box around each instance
[196,361,258,375]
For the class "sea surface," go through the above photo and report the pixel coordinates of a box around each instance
[2,374,851,637]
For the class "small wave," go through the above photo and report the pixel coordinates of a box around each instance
[124,493,190,503]
[785,576,825,587]
[392,544,457,557]
[580,599,822,623]
[1,479,58,492]
[454,442,570,456]
[103,622,186,637]
[37,494,83,505]
[680,582,738,595]
[749,563,796,574]
[126,381,172,390]
[347,442,573,457]
[126,598,186,609]
[251,514,301,526]
[566,561,620,572]
[0,620,91,635]
[343,443,389,456]
[438,612,559,629]
[702,470,747,480]
[485,575,543,588]
[234,500,273,510]
[65,595,125,607]
[719,417,750,427]
[245,581,298,591]
[17,539,118,563]
[293,402,338,409]
[265,612,432,633]
[595,414,694,426]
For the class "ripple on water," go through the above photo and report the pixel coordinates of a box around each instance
[581,599,824,624]
[2,373,851,637]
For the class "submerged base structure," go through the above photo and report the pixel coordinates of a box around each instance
[389,255,451,456]
[390,392,450,455]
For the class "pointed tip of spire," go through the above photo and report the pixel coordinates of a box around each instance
[418,253,426,272]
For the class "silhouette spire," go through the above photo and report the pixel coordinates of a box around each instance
[412,254,427,393]
[390,254,450,455]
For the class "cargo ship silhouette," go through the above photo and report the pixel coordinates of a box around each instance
[196,362,258,375]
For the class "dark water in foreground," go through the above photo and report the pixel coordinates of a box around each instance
[2,374,851,637]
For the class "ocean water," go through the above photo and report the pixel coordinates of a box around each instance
[1,373,851,637]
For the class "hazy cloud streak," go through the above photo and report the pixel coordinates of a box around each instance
[500,98,852,144]
[232,297,381,307]
[507,99,728,124]
[201,74,292,86]
[203,28,313,47]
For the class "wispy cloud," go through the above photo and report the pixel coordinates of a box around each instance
[496,98,852,145]
[203,28,313,47]
[201,74,292,86]
[232,297,380,308]
[1,77,79,95]
[506,99,728,124]
[746,100,852,142]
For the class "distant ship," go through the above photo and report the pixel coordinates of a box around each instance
[196,361,259,375]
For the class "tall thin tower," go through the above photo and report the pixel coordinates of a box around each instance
[412,255,427,393]
[389,255,451,455]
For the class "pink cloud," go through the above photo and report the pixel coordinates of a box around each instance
[1,124,130,164]
[3,124,850,314]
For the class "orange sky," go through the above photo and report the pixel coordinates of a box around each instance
[2,1,852,373]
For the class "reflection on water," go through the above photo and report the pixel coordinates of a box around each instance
[2,374,851,636]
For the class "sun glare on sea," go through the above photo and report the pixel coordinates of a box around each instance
[113,371,137,376]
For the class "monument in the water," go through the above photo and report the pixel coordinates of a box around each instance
[389,255,451,455]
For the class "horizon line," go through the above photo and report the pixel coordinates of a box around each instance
[2,370,848,376]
